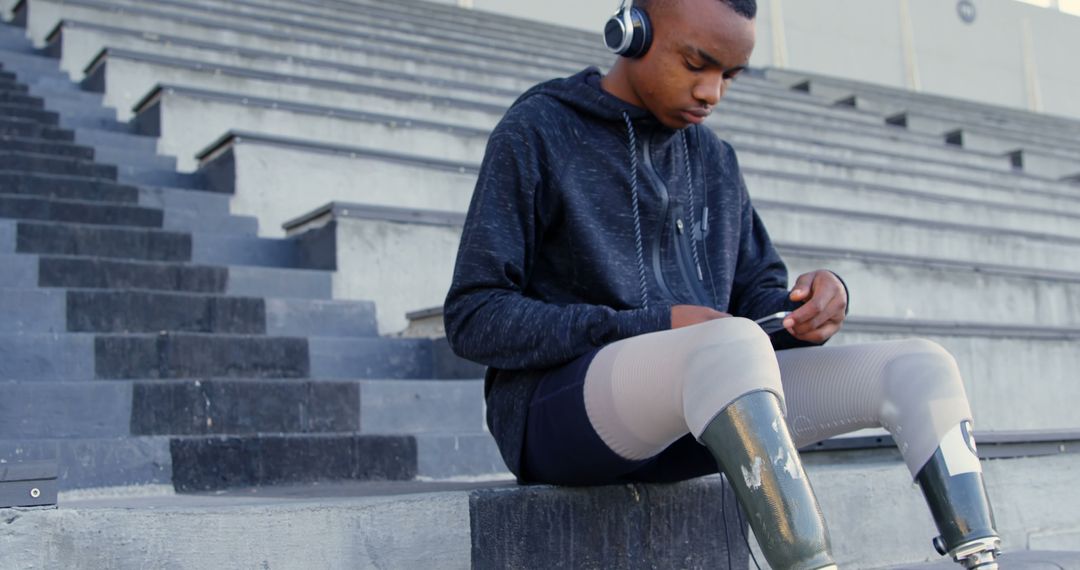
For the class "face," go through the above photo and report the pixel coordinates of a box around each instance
[628,0,756,129]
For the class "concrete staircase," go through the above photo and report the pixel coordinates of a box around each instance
[0,0,1078,567]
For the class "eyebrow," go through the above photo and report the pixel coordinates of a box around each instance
[687,45,748,74]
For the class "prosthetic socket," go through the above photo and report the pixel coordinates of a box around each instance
[916,420,1001,570]
[700,390,837,570]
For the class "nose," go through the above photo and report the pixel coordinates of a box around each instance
[693,73,727,108]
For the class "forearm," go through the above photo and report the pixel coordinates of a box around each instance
[445,290,672,370]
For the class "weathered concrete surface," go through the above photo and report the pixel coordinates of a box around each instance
[0,490,473,569]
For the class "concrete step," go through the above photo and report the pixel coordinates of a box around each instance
[0,377,476,439]
[136,184,227,214]
[0,114,71,140]
[117,0,580,75]
[0,99,57,123]
[199,133,476,237]
[744,169,1080,241]
[0,169,137,202]
[72,125,159,155]
[1,453,1078,568]
[52,18,515,103]
[28,254,333,299]
[7,219,191,261]
[172,0,600,68]
[0,133,94,158]
[190,232,303,268]
[112,164,205,190]
[142,85,1079,204]
[162,208,258,236]
[95,332,309,380]
[0,193,162,227]
[766,68,1080,143]
[0,88,43,106]
[756,200,1080,274]
[65,289,266,334]
[24,0,566,90]
[0,149,116,178]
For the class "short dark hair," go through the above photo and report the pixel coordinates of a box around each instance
[635,0,757,20]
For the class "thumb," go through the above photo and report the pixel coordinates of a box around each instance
[790,272,815,301]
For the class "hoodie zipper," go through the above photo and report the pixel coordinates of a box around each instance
[642,135,712,307]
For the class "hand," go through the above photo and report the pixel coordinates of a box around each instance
[672,305,731,329]
[783,270,847,343]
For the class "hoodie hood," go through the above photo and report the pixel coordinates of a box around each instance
[514,67,672,131]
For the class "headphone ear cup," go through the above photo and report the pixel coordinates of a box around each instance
[624,6,653,58]
[603,12,629,53]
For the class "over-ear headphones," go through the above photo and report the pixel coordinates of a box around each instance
[603,0,653,58]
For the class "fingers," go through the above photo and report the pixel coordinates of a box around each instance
[786,271,847,341]
[789,272,816,302]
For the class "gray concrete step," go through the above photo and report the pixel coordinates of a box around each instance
[5,219,191,261]
[52,18,515,103]
[0,454,1077,568]
[22,253,333,299]
[0,192,162,227]
[142,0,588,73]
[0,149,116,178]
[25,0,566,90]
[0,378,479,439]
[84,46,1012,176]
[0,169,136,202]
[140,85,1079,202]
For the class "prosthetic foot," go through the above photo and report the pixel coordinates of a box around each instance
[915,421,1001,570]
[700,391,836,570]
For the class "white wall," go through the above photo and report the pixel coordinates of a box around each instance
[436,0,1080,120]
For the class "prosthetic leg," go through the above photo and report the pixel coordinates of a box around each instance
[915,421,1001,570]
[700,391,837,570]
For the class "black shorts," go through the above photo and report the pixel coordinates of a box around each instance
[520,347,719,486]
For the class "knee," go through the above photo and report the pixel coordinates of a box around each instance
[882,338,964,398]
[692,316,772,351]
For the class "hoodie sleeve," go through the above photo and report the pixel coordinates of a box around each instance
[722,145,832,350]
[444,118,671,371]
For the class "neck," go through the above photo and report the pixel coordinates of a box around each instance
[600,60,645,108]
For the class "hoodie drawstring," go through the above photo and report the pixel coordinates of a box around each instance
[621,112,651,309]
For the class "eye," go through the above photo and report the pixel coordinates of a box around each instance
[684,58,705,72]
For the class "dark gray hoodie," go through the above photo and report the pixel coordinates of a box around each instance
[444,67,834,479]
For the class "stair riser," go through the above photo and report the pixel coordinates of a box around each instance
[15,222,192,262]
[0,172,137,203]
[169,435,417,492]
[0,196,162,228]
[37,257,228,293]
[68,291,266,334]
[0,137,95,158]
[0,153,117,179]
[94,335,310,380]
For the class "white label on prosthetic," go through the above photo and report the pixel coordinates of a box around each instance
[941,422,982,476]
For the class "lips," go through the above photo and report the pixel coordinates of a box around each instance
[681,109,711,125]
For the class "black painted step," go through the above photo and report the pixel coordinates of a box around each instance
[0,151,117,179]
[0,171,138,203]
[37,256,227,293]
[68,290,265,334]
[0,116,72,141]
[0,194,161,227]
[0,78,28,92]
[170,433,416,492]
[0,103,58,125]
[131,379,360,436]
[0,135,94,159]
[0,70,17,82]
[16,221,191,261]
[0,91,43,108]
[95,332,308,379]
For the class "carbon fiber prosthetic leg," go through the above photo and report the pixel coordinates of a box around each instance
[916,421,1001,569]
[700,390,837,570]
